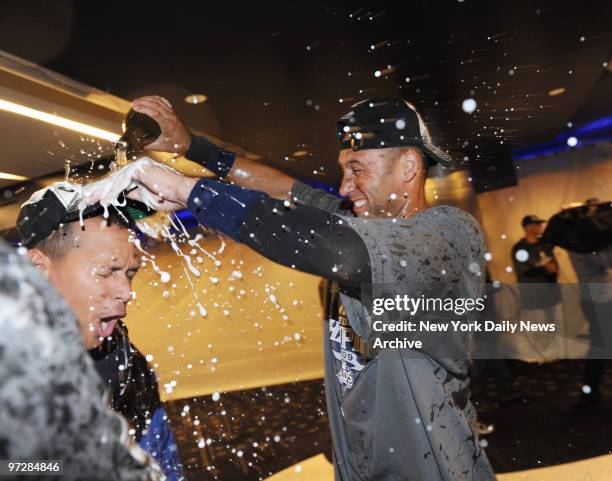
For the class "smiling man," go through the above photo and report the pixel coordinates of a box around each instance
[87,95,496,481]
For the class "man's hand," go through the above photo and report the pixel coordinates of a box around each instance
[132,96,192,155]
[126,160,198,210]
[82,158,197,212]
[133,95,296,201]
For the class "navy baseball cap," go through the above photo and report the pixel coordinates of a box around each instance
[336,97,453,168]
[521,215,546,227]
[16,182,146,248]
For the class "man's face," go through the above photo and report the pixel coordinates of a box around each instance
[524,223,544,237]
[44,218,139,348]
[338,147,419,218]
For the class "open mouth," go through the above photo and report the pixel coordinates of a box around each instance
[352,199,368,209]
[96,317,120,338]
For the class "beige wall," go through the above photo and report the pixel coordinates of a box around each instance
[125,235,325,401]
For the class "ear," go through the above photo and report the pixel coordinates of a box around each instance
[27,249,53,279]
[400,148,421,183]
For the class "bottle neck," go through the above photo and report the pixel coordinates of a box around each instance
[117,126,148,158]
[117,110,162,159]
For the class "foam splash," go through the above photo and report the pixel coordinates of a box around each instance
[78,157,182,217]
[81,158,213,318]
[179,262,207,318]
[188,233,221,266]
[161,225,201,277]
[129,234,171,284]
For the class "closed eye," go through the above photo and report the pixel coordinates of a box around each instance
[342,166,363,175]
[95,266,112,277]
[344,160,365,175]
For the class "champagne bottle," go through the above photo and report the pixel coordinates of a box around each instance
[114,110,162,166]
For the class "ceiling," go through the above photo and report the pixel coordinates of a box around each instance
[0,49,256,234]
[0,0,610,187]
[0,68,122,188]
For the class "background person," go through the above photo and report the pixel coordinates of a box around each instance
[567,231,612,405]
[512,215,563,360]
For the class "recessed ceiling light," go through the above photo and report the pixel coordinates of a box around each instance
[185,94,208,104]
[548,87,566,96]
[0,171,29,181]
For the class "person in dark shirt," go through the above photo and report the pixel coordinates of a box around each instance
[92,321,184,480]
[512,215,559,285]
[512,215,562,360]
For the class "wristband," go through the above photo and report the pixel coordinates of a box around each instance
[185,135,236,178]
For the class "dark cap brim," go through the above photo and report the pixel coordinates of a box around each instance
[337,97,455,169]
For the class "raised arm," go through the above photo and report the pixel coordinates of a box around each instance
[82,161,371,293]
[132,96,295,200]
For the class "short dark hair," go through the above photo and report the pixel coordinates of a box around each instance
[31,210,132,260]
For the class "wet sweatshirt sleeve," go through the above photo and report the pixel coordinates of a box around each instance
[186,179,371,289]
